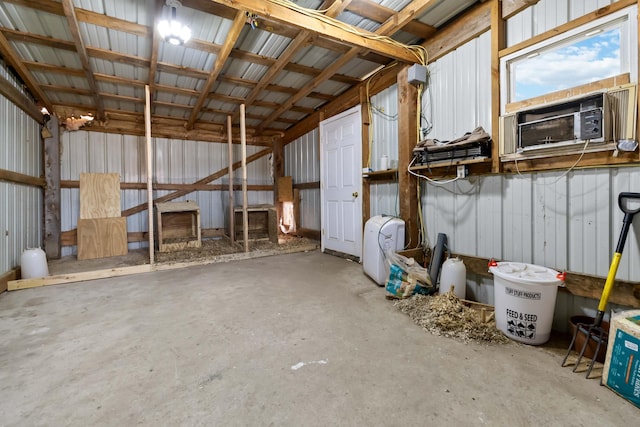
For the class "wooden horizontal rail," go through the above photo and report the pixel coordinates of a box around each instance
[457,254,640,309]
[395,250,640,308]
[61,227,226,246]
[0,168,46,188]
[293,181,320,190]
[60,180,272,191]
[8,242,320,291]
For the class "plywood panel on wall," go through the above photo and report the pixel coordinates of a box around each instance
[77,217,128,260]
[79,173,121,219]
[277,176,293,202]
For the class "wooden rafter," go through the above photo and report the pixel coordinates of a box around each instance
[0,28,75,50]
[60,0,104,119]
[0,73,42,121]
[242,0,351,111]
[147,0,164,103]
[21,61,85,77]
[187,11,251,129]
[0,30,51,110]
[349,0,437,39]
[211,0,419,63]
[256,0,437,132]
[1,0,496,138]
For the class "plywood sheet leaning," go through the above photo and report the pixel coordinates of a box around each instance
[79,172,121,219]
[77,217,128,260]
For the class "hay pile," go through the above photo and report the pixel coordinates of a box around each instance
[394,293,510,344]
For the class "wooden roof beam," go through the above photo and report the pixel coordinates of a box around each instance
[348,0,436,39]
[255,0,437,133]
[242,0,351,110]
[0,30,51,110]
[186,11,246,129]
[147,0,164,104]
[60,0,105,120]
[211,0,418,63]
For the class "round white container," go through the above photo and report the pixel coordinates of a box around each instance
[380,155,388,170]
[21,248,49,279]
[439,257,466,299]
[489,262,563,345]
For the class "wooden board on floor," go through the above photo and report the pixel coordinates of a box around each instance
[77,217,128,260]
[1,268,20,293]
[79,173,121,219]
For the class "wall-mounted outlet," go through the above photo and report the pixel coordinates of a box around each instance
[457,165,468,179]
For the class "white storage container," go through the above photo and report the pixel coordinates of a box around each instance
[362,216,405,286]
[21,247,49,279]
[489,261,564,345]
[439,257,466,299]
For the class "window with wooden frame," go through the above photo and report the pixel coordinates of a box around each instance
[498,5,638,170]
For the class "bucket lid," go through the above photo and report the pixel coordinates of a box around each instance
[489,262,563,286]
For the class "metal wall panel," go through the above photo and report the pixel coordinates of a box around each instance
[60,131,271,255]
[506,0,615,46]
[422,166,640,327]
[0,66,43,274]
[284,129,321,230]
[369,84,400,217]
[424,31,492,140]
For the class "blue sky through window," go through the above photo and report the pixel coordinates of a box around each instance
[513,28,621,101]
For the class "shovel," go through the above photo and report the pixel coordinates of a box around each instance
[562,192,640,378]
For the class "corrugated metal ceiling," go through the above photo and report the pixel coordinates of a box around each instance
[0,0,481,143]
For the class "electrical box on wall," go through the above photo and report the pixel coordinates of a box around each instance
[408,64,428,86]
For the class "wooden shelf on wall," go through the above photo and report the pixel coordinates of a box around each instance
[362,168,398,182]
[409,157,493,177]
[501,147,639,174]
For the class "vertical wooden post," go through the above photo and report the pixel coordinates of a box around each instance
[240,104,249,252]
[360,86,371,226]
[491,0,505,173]
[397,66,419,248]
[44,116,61,259]
[227,115,235,243]
[272,137,284,229]
[293,188,301,233]
[145,85,155,264]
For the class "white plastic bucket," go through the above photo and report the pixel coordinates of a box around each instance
[489,261,564,345]
[439,257,466,299]
[21,247,49,279]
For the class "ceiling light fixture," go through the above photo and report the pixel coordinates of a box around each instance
[158,0,191,46]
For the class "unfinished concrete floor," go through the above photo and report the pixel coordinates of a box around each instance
[0,251,636,425]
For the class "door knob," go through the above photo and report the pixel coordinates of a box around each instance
[352,191,358,198]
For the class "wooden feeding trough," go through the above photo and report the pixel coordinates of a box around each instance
[156,200,202,252]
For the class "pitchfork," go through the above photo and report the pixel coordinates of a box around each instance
[561,192,640,378]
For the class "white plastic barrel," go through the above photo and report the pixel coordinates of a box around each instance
[439,257,466,299]
[489,261,564,345]
[21,248,49,279]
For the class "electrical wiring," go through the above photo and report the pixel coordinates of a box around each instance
[514,139,591,184]
[371,105,398,121]
[365,62,398,169]
[267,0,429,65]
[407,156,461,185]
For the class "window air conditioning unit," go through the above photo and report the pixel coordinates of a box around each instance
[499,84,637,157]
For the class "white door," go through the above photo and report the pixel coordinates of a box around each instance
[320,106,362,259]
